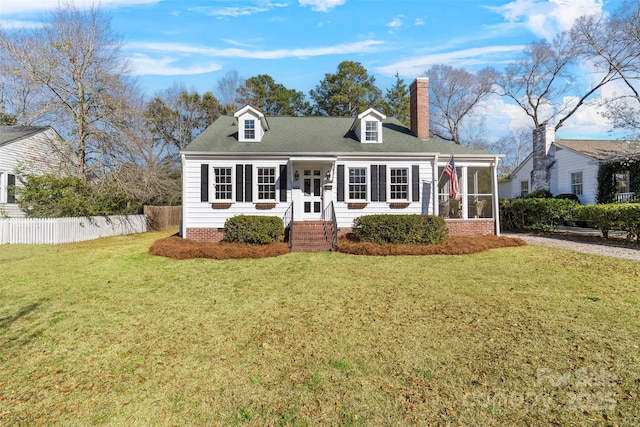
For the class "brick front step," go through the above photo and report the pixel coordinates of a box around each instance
[290,221,335,252]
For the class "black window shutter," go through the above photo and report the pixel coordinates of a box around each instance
[371,165,379,202]
[236,165,244,202]
[7,174,16,204]
[412,165,420,202]
[337,165,345,202]
[378,165,387,202]
[279,164,287,202]
[200,165,209,202]
[245,164,253,202]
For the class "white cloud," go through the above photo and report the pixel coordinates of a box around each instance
[486,0,604,41]
[127,39,384,60]
[128,54,222,76]
[188,3,288,18]
[376,45,526,78]
[0,0,161,15]
[386,16,404,29]
[298,0,347,12]
[414,17,425,26]
[0,19,43,29]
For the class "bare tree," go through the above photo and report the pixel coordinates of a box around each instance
[491,127,533,176]
[216,70,244,113]
[573,0,640,136]
[426,65,498,145]
[0,3,132,179]
[496,31,621,131]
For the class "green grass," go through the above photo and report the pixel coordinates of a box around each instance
[1,231,639,426]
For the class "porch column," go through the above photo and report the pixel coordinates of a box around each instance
[491,159,500,236]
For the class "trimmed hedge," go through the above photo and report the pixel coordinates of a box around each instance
[353,214,448,245]
[576,204,640,240]
[223,215,284,244]
[500,198,579,232]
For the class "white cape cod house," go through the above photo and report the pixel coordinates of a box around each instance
[181,78,502,251]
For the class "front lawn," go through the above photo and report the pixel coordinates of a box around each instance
[1,231,639,425]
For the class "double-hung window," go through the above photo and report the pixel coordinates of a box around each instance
[389,168,409,200]
[257,167,276,200]
[520,180,529,197]
[365,121,378,142]
[348,168,367,200]
[571,171,583,196]
[213,167,233,201]
[244,119,255,140]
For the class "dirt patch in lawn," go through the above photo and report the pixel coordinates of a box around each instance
[150,234,526,259]
[149,236,290,260]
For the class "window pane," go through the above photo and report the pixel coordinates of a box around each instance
[258,167,276,200]
[348,168,367,200]
[244,119,255,139]
[213,167,233,200]
[571,172,583,196]
[390,168,408,200]
[365,121,378,141]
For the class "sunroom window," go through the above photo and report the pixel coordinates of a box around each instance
[467,167,492,218]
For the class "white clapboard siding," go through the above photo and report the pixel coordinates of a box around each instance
[0,215,147,245]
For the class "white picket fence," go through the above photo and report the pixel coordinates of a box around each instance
[0,215,147,245]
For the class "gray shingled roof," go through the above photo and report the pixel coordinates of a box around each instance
[183,115,495,156]
[556,139,640,160]
[0,126,50,147]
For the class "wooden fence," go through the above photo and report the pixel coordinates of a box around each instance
[144,205,182,231]
[0,215,147,245]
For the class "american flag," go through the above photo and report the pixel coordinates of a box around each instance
[445,155,461,200]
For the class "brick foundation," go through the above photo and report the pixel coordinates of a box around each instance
[445,219,496,236]
[185,227,225,242]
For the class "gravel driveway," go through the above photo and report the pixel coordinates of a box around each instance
[502,232,640,261]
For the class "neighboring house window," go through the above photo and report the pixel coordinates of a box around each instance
[365,121,378,142]
[348,167,367,200]
[571,171,583,196]
[213,167,233,201]
[389,168,409,200]
[257,167,276,200]
[615,171,630,194]
[244,119,255,140]
[520,180,529,197]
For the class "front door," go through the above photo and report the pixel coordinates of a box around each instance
[302,169,323,219]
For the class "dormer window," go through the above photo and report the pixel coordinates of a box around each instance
[234,105,269,142]
[244,119,255,140]
[365,121,378,142]
[350,108,386,143]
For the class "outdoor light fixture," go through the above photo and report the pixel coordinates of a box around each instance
[294,170,299,181]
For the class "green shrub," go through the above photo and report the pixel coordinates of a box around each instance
[500,198,578,232]
[575,204,640,241]
[353,214,448,245]
[555,193,580,203]
[526,189,553,198]
[223,215,284,244]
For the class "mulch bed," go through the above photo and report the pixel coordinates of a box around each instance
[150,234,527,260]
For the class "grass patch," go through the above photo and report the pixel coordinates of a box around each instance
[0,231,639,425]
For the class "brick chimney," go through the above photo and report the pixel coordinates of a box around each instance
[410,77,429,140]
[531,124,555,192]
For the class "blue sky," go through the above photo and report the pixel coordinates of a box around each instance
[0,0,626,140]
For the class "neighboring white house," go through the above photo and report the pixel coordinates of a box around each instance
[499,125,640,204]
[181,78,503,251]
[0,126,67,217]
